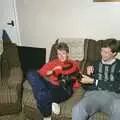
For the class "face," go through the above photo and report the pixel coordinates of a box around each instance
[101,47,116,62]
[57,49,69,62]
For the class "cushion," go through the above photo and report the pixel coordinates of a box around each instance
[0,88,18,104]
[83,39,103,62]
[22,89,37,109]
[23,80,32,90]
[59,38,84,61]
[0,40,3,55]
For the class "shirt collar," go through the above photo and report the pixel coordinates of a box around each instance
[102,59,116,65]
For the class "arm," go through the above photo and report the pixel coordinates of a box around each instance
[38,59,62,77]
[80,75,95,84]
[37,59,56,77]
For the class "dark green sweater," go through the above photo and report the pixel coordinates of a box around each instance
[85,59,120,93]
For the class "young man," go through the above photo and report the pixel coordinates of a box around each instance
[72,39,120,120]
[27,42,80,120]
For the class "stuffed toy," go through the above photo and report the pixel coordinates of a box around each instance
[54,60,83,87]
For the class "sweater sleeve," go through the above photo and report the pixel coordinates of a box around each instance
[37,59,56,77]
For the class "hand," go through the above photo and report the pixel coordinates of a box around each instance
[87,66,94,75]
[61,79,66,83]
[52,66,62,71]
[46,66,62,76]
[80,75,94,84]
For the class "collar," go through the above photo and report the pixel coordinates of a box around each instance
[102,59,116,65]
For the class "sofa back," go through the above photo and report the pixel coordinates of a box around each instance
[82,39,120,74]
[1,40,20,84]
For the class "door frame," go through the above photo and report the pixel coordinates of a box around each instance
[13,0,21,46]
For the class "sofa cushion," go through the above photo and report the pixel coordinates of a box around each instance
[23,80,32,90]
[0,40,3,55]
[83,39,103,63]
[60,38,84,61]
[0,87,21,115]
[8,67,23,88]
[1,40,21,83]
[0,40,23,115]
[22,88,37,109]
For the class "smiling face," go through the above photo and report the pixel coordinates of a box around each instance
[101,47,116,62]
[57,49,69,62]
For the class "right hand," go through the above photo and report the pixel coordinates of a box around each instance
[46,66,62,76]
[87,66,94,75]
[52,66,62,71]
[80,75,94,84]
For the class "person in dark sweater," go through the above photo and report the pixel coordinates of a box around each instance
[72,39,120,120]
[27,42,81,120]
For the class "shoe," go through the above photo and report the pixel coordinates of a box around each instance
[43,116,51,120]
[52,102,60,115]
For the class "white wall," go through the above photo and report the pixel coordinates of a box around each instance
[16,0,120,61]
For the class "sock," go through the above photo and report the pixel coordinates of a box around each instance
[43,116,51,120]
[52,102,60,115]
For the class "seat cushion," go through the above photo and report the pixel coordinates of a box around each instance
[22,80,85,119]
[0,88,21,115]
[60,38,84,61]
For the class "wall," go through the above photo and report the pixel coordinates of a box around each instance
[16,0,120,61]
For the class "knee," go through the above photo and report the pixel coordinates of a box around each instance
[27,70,38,82]
[27,70,37,78]
[110,100,120,114]
[72,102,87,116]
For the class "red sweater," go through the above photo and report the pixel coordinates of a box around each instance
[37,59,81,88]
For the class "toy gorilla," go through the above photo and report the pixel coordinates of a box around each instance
[54,60,83,87]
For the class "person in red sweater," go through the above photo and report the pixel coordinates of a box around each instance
[27,42,81,120]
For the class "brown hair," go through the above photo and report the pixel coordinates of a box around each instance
[102,38,120,53]
[57,42,69,53]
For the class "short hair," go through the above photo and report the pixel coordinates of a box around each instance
[102,38,120,53]
[57,42,69,53]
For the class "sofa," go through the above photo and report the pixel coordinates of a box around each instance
[22,38,120,120]
[0,39,23,115]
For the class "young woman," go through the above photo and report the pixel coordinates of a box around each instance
[27,42,81,120]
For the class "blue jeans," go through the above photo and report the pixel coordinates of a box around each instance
[27,70,73,117]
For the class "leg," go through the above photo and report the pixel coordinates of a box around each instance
[27,70,53,117]
[72,91,101,120]
[110,99,120,120]
[27,70,52,94]
[51,85,73,103]
[102,92,120,120]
